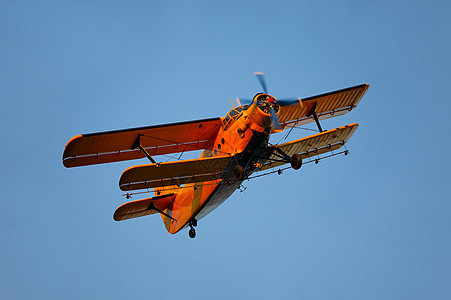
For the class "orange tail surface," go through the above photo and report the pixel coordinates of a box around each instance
[113,193,176,221]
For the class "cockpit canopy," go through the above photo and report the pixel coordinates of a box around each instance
[222,105,247,130]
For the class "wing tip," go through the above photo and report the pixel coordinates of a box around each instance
[62,134,84,167]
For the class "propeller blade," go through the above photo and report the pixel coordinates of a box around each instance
[277,98,301,106]
[254,72,268,94]
[237,97,253,104]
[269,106,281,130]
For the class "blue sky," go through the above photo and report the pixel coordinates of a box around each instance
[1,1,450,299]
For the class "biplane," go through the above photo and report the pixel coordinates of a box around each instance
[63,73,369,238]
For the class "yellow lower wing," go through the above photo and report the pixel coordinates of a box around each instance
[119,156,232,191]
[262,123,359,170]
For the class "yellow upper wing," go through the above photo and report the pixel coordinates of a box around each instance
[261,123,359,170]
[62,118,222,168]
[119,155,232,191]
[278,84,369,128]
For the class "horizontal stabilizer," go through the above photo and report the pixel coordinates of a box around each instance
[113,193,176,221]
[119,156,232,191]
[262,123,359,170]
[63,118,221,168]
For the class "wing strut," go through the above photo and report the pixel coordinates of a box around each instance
[307,102,324,132]
[131,134,156,164]
[273,146,292,162]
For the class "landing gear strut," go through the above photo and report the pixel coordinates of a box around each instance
[272,147,303,170]
[188,219,197,239]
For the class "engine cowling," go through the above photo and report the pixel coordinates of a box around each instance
[249,93,280,129]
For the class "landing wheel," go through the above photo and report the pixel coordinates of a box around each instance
[189,228,196,238]
[233,165,245,181]
[290,154,303,170]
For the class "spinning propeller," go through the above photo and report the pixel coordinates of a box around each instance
[239,72,300,131]
[254,72,268,94]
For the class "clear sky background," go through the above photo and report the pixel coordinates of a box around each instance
[1,1,450,299]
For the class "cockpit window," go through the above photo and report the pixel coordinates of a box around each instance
[222,105,247,130]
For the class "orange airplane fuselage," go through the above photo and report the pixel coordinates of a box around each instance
[161,95,278,234]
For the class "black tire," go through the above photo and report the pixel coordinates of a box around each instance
[189,228,196,239]
[290,154,303,170]
[232,165,245,181]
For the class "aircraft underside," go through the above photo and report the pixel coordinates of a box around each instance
[62,73,369,238]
